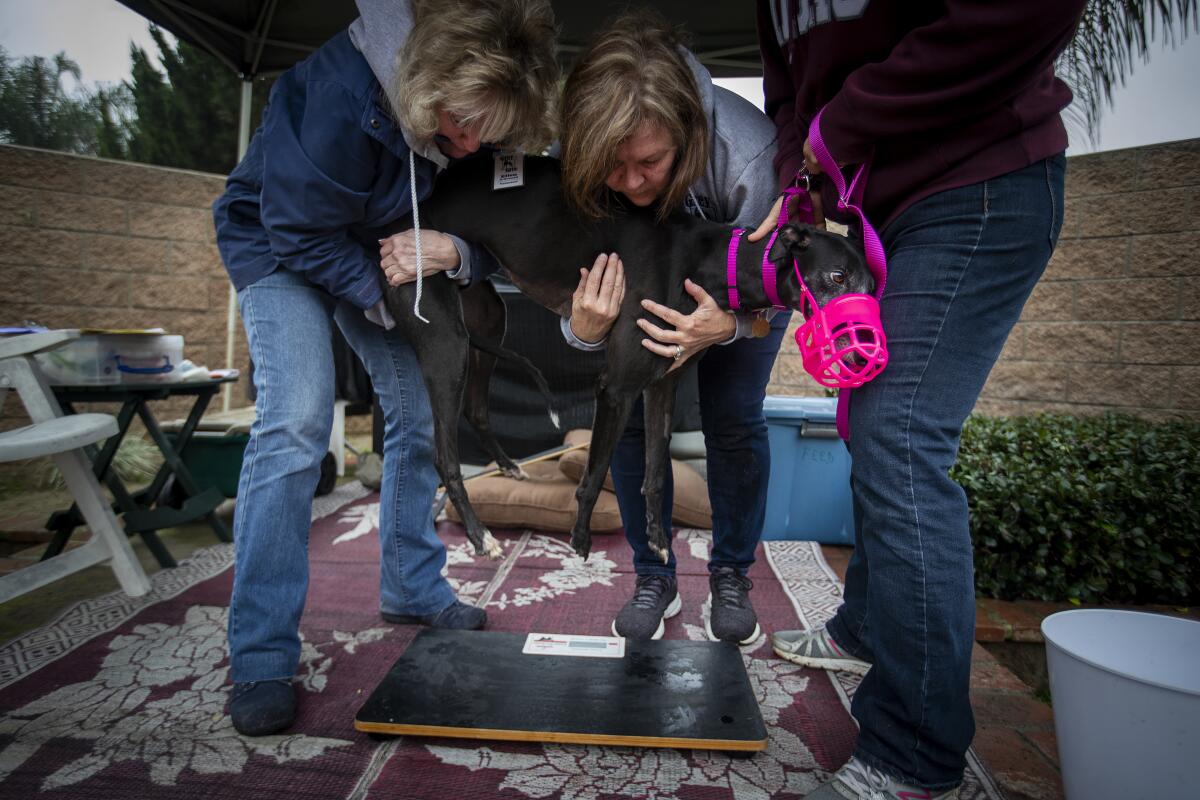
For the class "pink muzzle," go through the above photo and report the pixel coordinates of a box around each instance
[796,289,888,389]
[728,180,889,391]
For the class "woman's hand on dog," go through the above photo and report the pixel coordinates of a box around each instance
[377,230,461,286]
[570,253,625,344]
[638,280,737,372]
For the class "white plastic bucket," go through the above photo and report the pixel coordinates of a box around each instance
[1041,609,1200,800]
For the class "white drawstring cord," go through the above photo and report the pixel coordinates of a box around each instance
[687,188,708,220]
[407,149,430,324]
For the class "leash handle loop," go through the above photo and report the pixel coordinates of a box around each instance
[808,110,887,300]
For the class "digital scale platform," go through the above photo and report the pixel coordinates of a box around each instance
[355,628,768,752]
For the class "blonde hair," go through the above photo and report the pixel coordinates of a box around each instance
[560,9,708,221]
[392,0,560,152]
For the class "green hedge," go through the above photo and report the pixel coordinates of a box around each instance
[952,413,1199,605]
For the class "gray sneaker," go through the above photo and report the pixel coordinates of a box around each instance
[772,626,872,675]
[612,575,681,640]
[803,756,958,799]
[705,567,761,645]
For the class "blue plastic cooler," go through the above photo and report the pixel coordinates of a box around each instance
[761,396,854,544]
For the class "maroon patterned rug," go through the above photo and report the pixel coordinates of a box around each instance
[0,484,1003,799]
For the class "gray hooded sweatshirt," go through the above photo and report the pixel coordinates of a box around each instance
[680,49,780,231]
[349,0,449,169]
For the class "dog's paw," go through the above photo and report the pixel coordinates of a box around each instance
[570,529,592,561]
[648,529,671,564]
[480,530,503,560]
[499,465,530,481]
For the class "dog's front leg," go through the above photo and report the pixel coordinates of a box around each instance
[570,379,639,560]
[641,373,682,564]
[386,282,503,560]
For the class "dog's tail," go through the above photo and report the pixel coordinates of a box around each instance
[466,335,561,430]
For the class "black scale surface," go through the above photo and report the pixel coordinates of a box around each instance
[355,628,767,750]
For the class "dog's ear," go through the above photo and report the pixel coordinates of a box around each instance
[768,223,812,263]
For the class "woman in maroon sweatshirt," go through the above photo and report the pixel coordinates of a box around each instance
[758,2,1087,798]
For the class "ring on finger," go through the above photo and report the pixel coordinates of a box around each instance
[673,344,684,360]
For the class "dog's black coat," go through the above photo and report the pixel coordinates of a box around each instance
[384,155,870,561]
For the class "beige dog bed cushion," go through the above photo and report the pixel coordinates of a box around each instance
[556,430,712,530]
[445,459,624,533]
[445,430,713,533]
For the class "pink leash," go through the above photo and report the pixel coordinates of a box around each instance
[725,109,890,439]
[808,110,889,439]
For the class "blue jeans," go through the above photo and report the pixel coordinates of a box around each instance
[825,155,1066,790]
[611,312,791,576]
[228,268,456,683]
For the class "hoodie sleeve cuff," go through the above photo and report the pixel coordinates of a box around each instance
[560,315,607,351]
[444,234,471,285]
[364,299,396,330]
[717,313,754,345]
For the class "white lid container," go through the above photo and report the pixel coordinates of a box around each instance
[35,331,185,385]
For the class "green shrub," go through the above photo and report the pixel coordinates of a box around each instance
[952,413,1199,605]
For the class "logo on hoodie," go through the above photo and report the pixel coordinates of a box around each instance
[768,0,870,44]
[684,192,715,219]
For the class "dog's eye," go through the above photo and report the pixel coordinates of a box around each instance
[830,271,845,285]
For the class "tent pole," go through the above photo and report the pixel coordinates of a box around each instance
[222,78,254,412]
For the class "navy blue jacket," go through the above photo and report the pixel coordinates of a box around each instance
[213,30,494,309]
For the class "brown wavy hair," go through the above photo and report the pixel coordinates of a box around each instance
[391,0,560,152]
[560,8,708,221]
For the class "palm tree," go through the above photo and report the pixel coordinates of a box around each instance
[1061,0,1198,142]
[0,49,99,154]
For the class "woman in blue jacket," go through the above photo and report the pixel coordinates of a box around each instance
[211,0,558,737]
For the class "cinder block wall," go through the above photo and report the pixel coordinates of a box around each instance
[0,144,247,431]
[767,137,1200,420]
[3,138,1198,435]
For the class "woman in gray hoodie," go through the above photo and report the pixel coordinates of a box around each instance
[557,10,784,646]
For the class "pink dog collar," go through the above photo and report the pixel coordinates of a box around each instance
[727,228,744,311]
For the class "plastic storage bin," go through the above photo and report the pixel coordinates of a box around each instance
[1042,609,1200,800]
[761,395,854,544]
[165,431,338,499]
[36,332,184,385]
[167,431,250,499]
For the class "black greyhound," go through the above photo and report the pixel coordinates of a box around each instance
[383,155,872,562]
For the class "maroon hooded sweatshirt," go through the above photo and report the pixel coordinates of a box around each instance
[758,0,1088,230]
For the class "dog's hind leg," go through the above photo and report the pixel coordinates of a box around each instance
[570,379,639,560]
[460,282,527,480]
[386,281,503,560]
[641,373,682,564]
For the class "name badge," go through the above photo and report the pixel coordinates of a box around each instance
[493,150,525,190]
